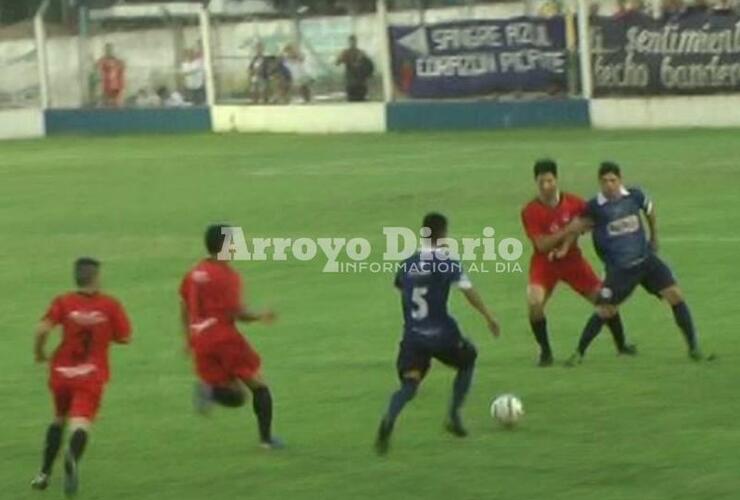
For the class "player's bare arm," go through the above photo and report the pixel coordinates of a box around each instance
[645,205,658,252]
[565,216,594,235]
[235,306,276,325]
[460,287,501,338]
[550,232,579,261]
[33,319,55,363]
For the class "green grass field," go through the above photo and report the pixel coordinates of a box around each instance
[1,128,739,500]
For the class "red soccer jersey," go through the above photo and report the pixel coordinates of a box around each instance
[179,259,243,342]
[98,57,125,92]
[43,292,131,385]
[521,192,586,259]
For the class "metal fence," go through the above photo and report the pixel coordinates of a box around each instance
[4,0,739,110]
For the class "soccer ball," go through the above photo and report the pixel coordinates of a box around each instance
[490,394,524,426]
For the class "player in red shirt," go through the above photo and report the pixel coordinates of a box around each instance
[30,258,131,496]
[180,224,282,449]
[97,43,125,107]
[521,160,635,366]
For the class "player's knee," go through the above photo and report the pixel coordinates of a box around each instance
[596,305,616,319]
[661,285,683,305]
[213,386,246,407]
[462,344,478,368]
[68,417,91,432]
[526,286,547,318]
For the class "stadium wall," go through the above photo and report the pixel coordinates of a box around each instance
[0,109,45,140]
[44,107,212,135]
[211,104,386,133]
[590,96,740,129]
[386,99,590,131]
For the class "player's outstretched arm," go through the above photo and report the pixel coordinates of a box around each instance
[460,287,501,338]
[565,216,594,236]
[33,319,54,363]
[236,306,277,325]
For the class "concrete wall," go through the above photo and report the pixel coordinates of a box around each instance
[212,103,386,133]
[590,96,740,129]
[0,109,45,140]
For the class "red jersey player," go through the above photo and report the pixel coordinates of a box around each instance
[31,258,131,496]
[180,224,282,449]
[521,160,635,366]
[97,43,125,107]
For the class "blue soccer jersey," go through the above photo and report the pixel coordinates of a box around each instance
[394,249,472,341]
[584,186,653,270]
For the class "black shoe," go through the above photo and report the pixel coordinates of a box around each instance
[375,419,393,456]
[30,472,50,490]
[538,352,554,367]
[63,452,78,497]
[444,415,468,438]
[564,352,583,367]
[618,344,638,356]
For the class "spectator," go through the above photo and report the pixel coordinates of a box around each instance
[283,43,312,103]
[711,0,735,15]
[156,86,188,107]
[181,48,206,105]
[685,0,710,15]
[335,35,374,102]
[248,41,270,103]
[663,0,685,19]
[97,43,125,107]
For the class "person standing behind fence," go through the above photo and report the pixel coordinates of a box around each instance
[336,35,374,102]
[248,41,270,104]
[283,43,312,103]
[181,48,206,105]
[97,43,125,108]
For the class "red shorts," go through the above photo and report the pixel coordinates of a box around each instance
[193,333,261,386]
[49,378,105,421]
[529,252,601,297]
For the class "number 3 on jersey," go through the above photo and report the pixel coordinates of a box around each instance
[411,287,429,320]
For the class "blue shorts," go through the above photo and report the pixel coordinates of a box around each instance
[396,334,477,380]
[597,254,676,306]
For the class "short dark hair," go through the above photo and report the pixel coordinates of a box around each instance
[599,161,622,178]
[422,212,447,241]
[74,257,100,287]
[533,159,558,179]
[205,224,230,255]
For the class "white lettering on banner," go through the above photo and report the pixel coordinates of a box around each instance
[625,24,740,55]
[593,55,650,88]
[416,50,564,78]
[429,22,553,52]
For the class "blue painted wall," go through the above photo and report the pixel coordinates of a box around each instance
[386,99,590,131]
[45,107,212,135]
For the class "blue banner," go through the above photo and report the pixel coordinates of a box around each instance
[389,17,568,99]
[592,12,740,95]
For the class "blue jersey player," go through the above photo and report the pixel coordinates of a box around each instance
[375,213,500,455]
[565,162,704,364]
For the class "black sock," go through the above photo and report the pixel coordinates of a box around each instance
[529,318,552,356]
[450,366,474,419]
[385,379,418,427]
[252,387,273,443]
[578,314,605,355]
[212,386,246,408]
[605,313,627,351]
[41,423,63,475]
[69,429,88,462]
[672,302,698,351]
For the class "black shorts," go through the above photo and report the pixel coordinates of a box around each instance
[396,335,477,380]
[597,254,676,306]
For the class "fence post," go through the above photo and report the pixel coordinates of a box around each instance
[576,0,593,99]
[199,4,216,107]
[33,0,50,109]
[376,0,393,103]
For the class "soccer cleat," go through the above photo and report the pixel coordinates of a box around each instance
[444,415,468,438]
[193,381,214,415]
[618,344,638,356]
[259,437,285,451]
[63,452,78,497]
[30,472,50,490]
[375,419,393,456]
[537,352,554,367]
[564,352,583,367]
